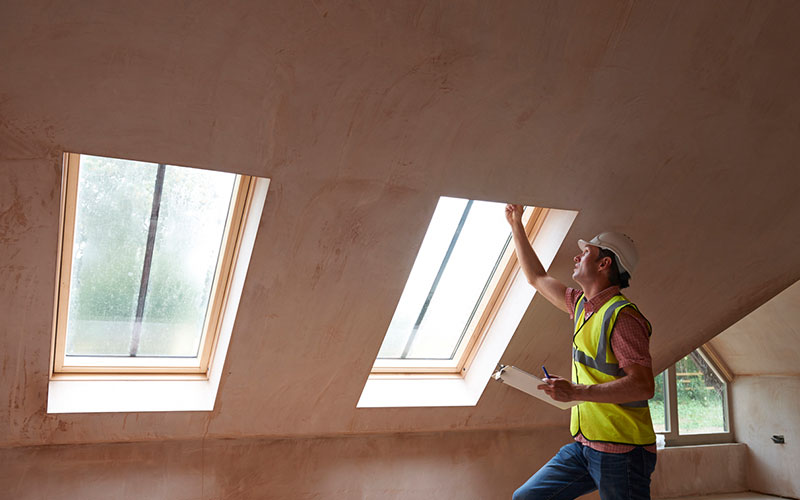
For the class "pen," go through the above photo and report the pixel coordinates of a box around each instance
[542,365,551,380]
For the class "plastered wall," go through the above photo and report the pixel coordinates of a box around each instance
[732,376,800,498]
[2,2,800,498]
[710,279,800,497]
[0,427,572,500]
[0,426,750,500]
[3,0,800,451]
[651,443,747,498]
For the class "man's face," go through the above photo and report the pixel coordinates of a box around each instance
[572,244,602,285]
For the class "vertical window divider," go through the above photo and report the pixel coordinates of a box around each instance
[129,164,166,357]
[665,364,679,444]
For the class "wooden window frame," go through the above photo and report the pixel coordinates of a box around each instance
[50,152,255,377]
[371,205,549,376]
[657,345,734,446]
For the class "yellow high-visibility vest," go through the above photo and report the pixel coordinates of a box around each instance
[570,293,656,446]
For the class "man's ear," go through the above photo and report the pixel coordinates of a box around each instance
[598,256,613,271]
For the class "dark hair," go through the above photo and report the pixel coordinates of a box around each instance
[597,248,631,289]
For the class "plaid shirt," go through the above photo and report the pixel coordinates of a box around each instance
[566,286,657,454]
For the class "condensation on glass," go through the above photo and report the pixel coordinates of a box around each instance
[676,352,728,434]
[377,196,512,361]
[647,348,731,445]
[64,155,236,359]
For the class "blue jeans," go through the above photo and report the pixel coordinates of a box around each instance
[513,442,657,500]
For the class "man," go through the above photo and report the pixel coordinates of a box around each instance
[505,204,657,500]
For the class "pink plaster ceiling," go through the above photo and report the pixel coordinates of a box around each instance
[1,0,799,447]
[709,279,800,377]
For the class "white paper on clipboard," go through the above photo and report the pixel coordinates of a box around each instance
[492,365,581,410]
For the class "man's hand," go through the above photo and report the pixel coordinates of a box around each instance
[537,365,656,405]
[505,204,524,226]
[537,375,577,402]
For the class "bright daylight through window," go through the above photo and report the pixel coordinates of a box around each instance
[648,347,731,445]
[373,196,545,374]
[52,153,253,375]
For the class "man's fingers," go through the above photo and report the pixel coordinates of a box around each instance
[505,204,524,219]
[539,378,573,402]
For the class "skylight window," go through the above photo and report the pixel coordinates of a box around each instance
[52,153,254,375]
[372,196,546,374]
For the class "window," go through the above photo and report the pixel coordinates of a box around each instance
[51,153,256,376]
[648,346,733,445]
[372,197,547,375]
[359,200,578,407]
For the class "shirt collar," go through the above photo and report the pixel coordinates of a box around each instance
[582,285,622,315]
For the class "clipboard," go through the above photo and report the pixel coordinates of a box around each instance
[492,365,581,410]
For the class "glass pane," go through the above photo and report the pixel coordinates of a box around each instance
[677,351,727,434]
[66,156,157,356]
[377,196,511,360]
[648,371,667,433]
[65,155,236,358]
[137,166,235,357]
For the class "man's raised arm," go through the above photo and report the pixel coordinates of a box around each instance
[505,204,569,314]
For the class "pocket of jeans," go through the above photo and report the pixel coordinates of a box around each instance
[595,449,629,480]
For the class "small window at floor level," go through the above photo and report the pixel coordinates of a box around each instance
[648,347,731,445]
[676,351,727,434]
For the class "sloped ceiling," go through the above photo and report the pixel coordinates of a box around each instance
[1,0,799,447]
[709,279,800,377]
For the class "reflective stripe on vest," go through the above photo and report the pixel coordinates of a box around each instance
[572,299,630,377]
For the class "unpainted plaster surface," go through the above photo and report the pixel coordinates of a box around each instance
[0,0,799,449]
[732,376,800,499]
[0,428,571,500]
[650,443,747,498]
[709,279,800,376]
[0,427,746,500]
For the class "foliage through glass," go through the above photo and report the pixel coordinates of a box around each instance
[647,349,728,442]
[676,351,727,434]
[64,155,236,359]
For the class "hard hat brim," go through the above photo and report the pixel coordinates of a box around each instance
[577,237,633,277]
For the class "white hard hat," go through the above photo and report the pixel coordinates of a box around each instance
[578,232,639,277]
